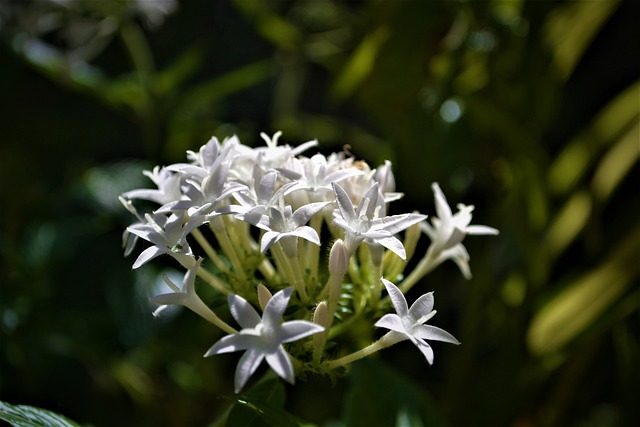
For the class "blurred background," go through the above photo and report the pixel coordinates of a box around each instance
[1,1,638,426]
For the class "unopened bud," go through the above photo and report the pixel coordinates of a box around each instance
[257,284,272,312]
[329,239,349,277]
[312,301,328,363]
[313,301,328,329]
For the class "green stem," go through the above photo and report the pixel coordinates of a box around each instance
[210,219,248,284]
[189,297,237,335]
[398,246,438,294]
[191,228,232,277]
[323,332,401,370]
[196,266,230,295]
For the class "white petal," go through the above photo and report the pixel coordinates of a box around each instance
[235,347,265,393]
[204,334,256,356]
[374,236,406,260]
[375,314,407,335]
[465,225,499,235]
[279,320,324,343]
[374,213,426,235]
[228,294,262,329]
[289,226,321,246]
[266,346,295,384]
[432,183,452,223]
[359,183,380,219]
[183,258,202,294]
[380,278,409,316]
[292,201,329,226]
[413,325,460,345]
[291,138,318,156]
[132,246,164,269]
[408,292,434,321]
[332,183,356,223]
[452,204,473,229]
[413,338,435,364]
[257,171,277,201]
[260,230,282,253]
[263,288,293,327]
[439,244,472,279]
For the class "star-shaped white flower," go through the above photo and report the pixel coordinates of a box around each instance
[204,287,324,393]
[150,258,205,315]
[256,194,329,255]
[375,278,459,364]
[332,182,425,259]
[126,212,194,269]
[421,183,498,278]
[123,166,182,206]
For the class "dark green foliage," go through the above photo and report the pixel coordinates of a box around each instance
[1,1,638,426]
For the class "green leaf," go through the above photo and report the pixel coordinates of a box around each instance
[0,400,82,427]
[223,378,304,427]
[528,226,640,356]
[342,358,448,427]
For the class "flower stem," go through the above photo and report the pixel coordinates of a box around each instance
[196,266,230,295]
[323,332,401,370]
[398,246,437,294]
[210,218,248,284]
[191,228,232,277]
[189,296,237,335]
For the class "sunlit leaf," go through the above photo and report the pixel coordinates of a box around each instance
[223,378,305,427]
[329,26,390,102]
[592,120,640,201]
[528,226,640,356]
[542,190,591,260]
[0,400,82,427]
[548,80,639,195]
[544,0,620,80]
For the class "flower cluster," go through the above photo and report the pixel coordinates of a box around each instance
[121,132,498,392]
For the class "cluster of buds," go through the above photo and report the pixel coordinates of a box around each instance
[120,132,498,393]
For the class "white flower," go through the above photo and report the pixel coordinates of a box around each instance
[332,182,425,259]
[122,166,182,206]
[421,183,498,278]
[256,194,329,255]
[279,153,363,203]
[150,258,209,319]
[375,278,459,364]
[204,288,324,393]
[126,212,194,269]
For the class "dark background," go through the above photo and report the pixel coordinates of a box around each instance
[1,1,638,426]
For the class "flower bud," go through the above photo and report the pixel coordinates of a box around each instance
[329,239,349,277]
[313,301,328,329]
[257,284,272,312]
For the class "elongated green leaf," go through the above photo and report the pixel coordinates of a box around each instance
[223,378,304,427]
[548,80,639,196]
[0,401,82,427]
[342,358,447,427]
[545,0,620,80]
[330,27,390,102]
[528,226,640,356]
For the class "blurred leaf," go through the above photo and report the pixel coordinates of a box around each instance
[548,80,639,196]
[154,46,204,97]
[232,0,302,48]
[591,119,640,201]
[542,190,592,260]
[545,0,620,80]
[528,225,640,356]
[165,59,274,157]
[330,26,390,102]
[223,378,305,427]
[342,358,447,427]
[0,400,82,427]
